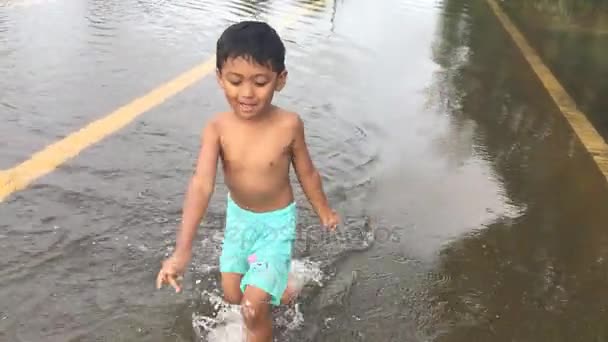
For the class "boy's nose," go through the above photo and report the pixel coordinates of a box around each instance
[239,84,254,98]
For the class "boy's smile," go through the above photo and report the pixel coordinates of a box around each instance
[217,56,287,119]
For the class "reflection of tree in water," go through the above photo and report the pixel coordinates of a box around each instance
[230,0,269,18]
[423,0,608,340]
[504,0,608,27]
[500,0,608,141]
[232,0,328,18]
[296,0,328,13]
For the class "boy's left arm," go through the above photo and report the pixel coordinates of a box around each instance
[291,114,339,229]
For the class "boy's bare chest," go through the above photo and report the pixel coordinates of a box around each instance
[219,129,294,170]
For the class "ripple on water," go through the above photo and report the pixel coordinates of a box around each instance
[426,270,454,287]
[398,0,447,13]
[224,0,268,18]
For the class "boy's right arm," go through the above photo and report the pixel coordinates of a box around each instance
[156,119,220,292]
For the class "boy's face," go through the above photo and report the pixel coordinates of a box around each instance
[217,56,287,120]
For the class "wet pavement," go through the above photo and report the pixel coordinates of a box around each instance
[2,0,608,341]
[501,0,608,141]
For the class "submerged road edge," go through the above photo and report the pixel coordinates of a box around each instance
[486,0,608,185]
[0,0,326,203]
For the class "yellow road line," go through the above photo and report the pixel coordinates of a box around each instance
[0,0,327,202]
[486,0,608,184]
[0,59,215,201]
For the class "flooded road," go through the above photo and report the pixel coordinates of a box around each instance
[2,0,608,341]
[501,0,608,141]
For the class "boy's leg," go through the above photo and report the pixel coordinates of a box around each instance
[221,272,243,304]
[280,273,300,305]
[241,285,273,342]
[244,202,297,307]
[220,195,256,304]
[219,249,249,304]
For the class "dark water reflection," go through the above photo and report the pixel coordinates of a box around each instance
[501,0,608,142]
[426,0,608,340]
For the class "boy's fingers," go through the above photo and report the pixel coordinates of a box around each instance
[156,270,166,289]
[168,275,181,293]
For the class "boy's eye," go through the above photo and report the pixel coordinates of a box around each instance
[254,77,270,86]
[228,80,241,85]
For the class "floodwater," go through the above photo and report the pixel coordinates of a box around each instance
[501,0,608,141]
[1,0,608,341]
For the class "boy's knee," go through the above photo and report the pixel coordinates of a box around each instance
[221,272,244,305]
[280,291,293,305]
[223,292,242,305]
[240,297,268,327]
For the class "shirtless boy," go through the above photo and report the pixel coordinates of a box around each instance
[156,21,340,341]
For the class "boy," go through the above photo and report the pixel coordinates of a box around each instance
[156,21,339,342]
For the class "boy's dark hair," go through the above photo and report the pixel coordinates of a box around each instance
[216,21,286,73]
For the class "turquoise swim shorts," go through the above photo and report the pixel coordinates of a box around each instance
[219,194,297,306]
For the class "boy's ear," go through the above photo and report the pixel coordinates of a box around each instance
[275,70,288,91]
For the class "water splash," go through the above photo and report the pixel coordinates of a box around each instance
[192,291,245,342]
[192,259,324,342]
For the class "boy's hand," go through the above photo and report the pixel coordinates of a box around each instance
[320,208,340,230]
[156,252,190,293]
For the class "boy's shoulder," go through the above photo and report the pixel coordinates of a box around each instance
[202,109,303,136]
[202,111,230,132]
[271,107,304,133]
